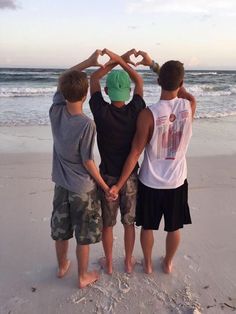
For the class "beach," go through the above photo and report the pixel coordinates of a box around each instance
[0,116,236,314]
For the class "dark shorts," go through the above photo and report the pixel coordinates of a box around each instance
[51,185,102,245]
[100,173,138,227]
[136,179,192,232]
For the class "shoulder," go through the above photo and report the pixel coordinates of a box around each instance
[138,107,153,122]
[84,116,96,130]
[89,91,109,114]
[49,91,66,115]
[89,91,105,105]
[128,94,146,110]
[53,91,66,105]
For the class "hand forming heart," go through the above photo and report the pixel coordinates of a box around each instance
[93,48,152,68]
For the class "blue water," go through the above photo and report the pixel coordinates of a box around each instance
[0,68,236,126]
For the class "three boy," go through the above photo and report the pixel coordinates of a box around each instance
[50,48,196,287]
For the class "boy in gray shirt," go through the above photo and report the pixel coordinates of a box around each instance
[49,50,110,288]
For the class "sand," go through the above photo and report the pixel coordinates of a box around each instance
[0,116,236,314]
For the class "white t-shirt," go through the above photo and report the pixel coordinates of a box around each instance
[139,97,192,189]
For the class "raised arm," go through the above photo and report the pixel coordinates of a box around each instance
[90,48,139,96]
[103,48,143,97]
[109,108,153,196]
[67,50,103,73]
[177,86,196,119]
[135,50,160,74]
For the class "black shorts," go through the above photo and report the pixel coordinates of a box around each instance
[136,179,192,232]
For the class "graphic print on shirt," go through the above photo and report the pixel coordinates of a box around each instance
[156,110,189,160]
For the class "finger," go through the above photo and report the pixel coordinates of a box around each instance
[102,48,108,55]
[136,50,145,57]
[97,63,105,68]
[95,49,103,55]
[128,48,137,55]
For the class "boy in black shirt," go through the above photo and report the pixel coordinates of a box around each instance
[89,49,145,274]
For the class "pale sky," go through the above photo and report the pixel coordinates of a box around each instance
[0,0,236,69]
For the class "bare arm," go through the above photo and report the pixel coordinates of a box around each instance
[90,63,116,95]
[109,108,153,195]
[136,50,160,74]
[57,50,103,91]
[83,160,109,193]
[67,50,103,72]
[90,49,140,96]
[103,48,143,97]
[177,86,197,119]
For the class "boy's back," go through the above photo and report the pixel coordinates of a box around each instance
[89,91,145,176]
[50,90,96,194]
[139,96,192,189]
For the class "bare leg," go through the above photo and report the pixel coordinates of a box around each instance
[140,228,154,274]
[77,244,99,288]
[124,224,135,273]
[99,226,113,274]
[55,240,71,278]
[163,230,180,274]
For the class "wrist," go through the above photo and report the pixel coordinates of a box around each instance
[149,60,160,74]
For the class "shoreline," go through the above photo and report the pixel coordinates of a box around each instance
[0,115,236,157]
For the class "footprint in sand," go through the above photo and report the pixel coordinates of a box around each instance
[184,255,200,272]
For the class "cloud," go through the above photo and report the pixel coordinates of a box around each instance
[0,0,19,10]
[126,0,236,16]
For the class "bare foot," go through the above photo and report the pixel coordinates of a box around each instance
[78,270,99,289]
[57,259,71,278]
[162,258,172,274]
[125,256,136,274]
[142,259,153,274]
[99,257,112,275]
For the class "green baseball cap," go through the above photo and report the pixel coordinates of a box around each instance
[106,70,131,102]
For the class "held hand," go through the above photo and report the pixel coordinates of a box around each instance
[105,188,118,201]
[135,50,152,67]
[108,185,119,200]
[122,49,137,66]
[102,48,122,67]
[88,49,104,67]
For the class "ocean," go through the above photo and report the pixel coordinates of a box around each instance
[0,68,236,126]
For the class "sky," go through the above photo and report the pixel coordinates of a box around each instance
[0,0,236,69]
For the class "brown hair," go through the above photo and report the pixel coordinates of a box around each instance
[58,70,88,102]
[159,60,184,91]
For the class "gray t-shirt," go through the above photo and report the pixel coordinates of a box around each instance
[49,91,96,194]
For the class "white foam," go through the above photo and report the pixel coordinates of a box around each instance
[0,86,56,97]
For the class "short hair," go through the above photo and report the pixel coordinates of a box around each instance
[159,61,184,91]
[58,70,88,102]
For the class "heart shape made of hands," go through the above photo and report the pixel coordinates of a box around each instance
[130,52,144,66]
[97,53,110,67]
[97,49,148,67]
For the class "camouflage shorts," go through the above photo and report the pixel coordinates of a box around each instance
[51,185,102,245]
[101,173,138,227]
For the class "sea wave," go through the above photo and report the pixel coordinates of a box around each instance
[0,87,56,97]
[185,84,236,96]
[187,72,218,76]
[195,111,236,119]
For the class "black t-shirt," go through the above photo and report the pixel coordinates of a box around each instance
[89,92,146,177]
